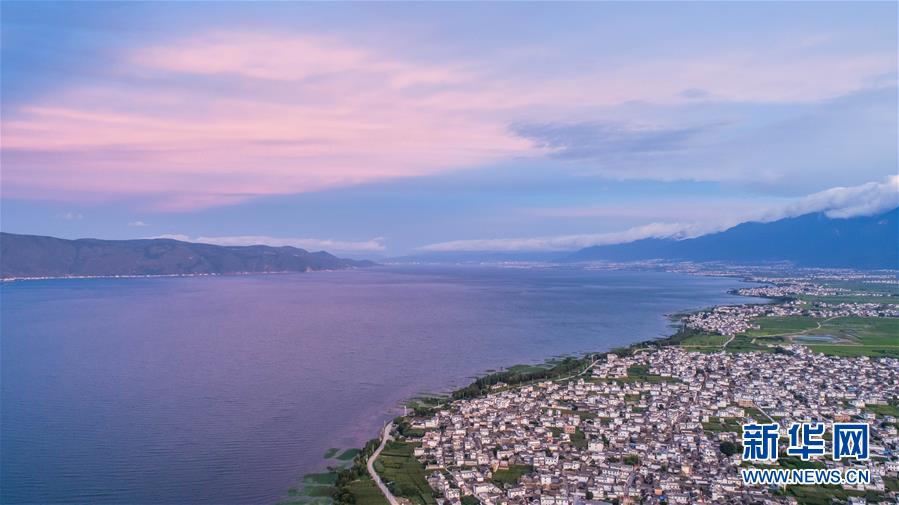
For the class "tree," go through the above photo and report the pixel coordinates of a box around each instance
[719,441,739,456]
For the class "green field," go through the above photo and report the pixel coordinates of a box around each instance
[702,416,741,433]
[795,279,899,305]
[743,317,821,337]
[570,427,588,450]
[724,334,772,353]
[867,402,899,418]
[886,476,899,492]
[802,317,899,357]
[741,316,898,357]
[815,317,898,344]
[347,477,390,505]
[605,364,682,383]
[374,441,435,505]
[680,333,729,346]
[804,345,899,357]
[783,485,886,505]
[798,294,899,305]
[491,464,533,486]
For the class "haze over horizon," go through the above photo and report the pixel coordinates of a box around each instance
[2,2,897,256]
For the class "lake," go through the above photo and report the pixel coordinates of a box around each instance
[1,265,758,505]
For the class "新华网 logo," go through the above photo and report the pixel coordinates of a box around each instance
[738,422,871,486]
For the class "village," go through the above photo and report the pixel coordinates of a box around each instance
[681,300,899,337]
[402,347,899,505]
[677,277,899,336]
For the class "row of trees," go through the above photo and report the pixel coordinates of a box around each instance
[451,355,596,400]
[332,438,381,505]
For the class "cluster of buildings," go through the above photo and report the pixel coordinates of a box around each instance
[683,299,898,336]
[735,283,848,298]
[682,305,768,336]
[406,347,899,505]
[809,301,899,318]
[682,278,899,336]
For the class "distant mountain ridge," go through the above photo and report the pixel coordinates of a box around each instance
[570,208,899,269]
[0,233,374,279]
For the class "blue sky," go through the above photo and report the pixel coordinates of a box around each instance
[1,2,897,256]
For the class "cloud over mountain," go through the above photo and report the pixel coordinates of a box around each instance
[761,176,898,220]
[419,178,899,252]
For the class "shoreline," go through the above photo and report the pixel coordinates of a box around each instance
[294,279,766,505]
[302,324,699,505]
[304,268,899,505]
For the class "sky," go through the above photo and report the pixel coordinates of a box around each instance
[1,1,897,257]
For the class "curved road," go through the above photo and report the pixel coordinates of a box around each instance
[367,421,401,505]
[558,357,600,382]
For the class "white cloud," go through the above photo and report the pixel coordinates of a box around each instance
[757,175,899,221]
[154,234,191,242]
[418,177,898,252]
[526,199,763,222]
[419,222,721,252]
[152,234,386,252]
[56,211,83,220]
[128,220,149,227]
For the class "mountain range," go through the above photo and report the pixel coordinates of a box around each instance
[569,207,898,269]
[0,233,374,279]
[2,208,896,278]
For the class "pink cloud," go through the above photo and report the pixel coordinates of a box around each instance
[2,31,894,210]
[2,34,533,210]
[133,32,471,89]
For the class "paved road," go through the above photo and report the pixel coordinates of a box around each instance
[753,403,776,423]
[367,421,401,505]
[559,357,600,382]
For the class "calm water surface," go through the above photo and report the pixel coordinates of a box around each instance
[1,265,759,505]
